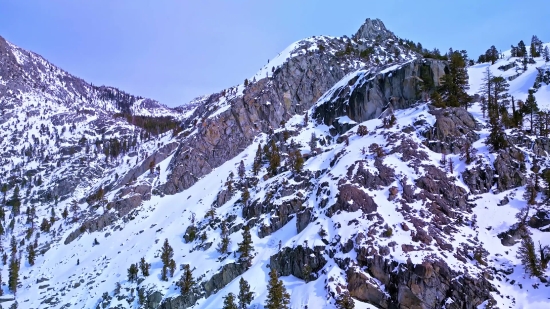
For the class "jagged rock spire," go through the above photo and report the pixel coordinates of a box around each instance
[354,18,396,41]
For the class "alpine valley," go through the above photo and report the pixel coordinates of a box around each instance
[1,18,550,309]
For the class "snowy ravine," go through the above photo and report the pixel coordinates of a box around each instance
[2,18,550,309]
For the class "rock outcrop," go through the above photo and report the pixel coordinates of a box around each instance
[422,107,479,154]
[493,147,527,192]
[314,58,447,132]
[349,255,495,309]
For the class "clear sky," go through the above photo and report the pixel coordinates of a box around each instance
[1,0,548,107]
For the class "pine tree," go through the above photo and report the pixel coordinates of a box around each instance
[237,225,254,267]
[293,150,304,174]
[127,263,139,282]
[223,293,238,309]
[517,235,542,277]
[302,263,312,283]
[335,291,355,309]
[205,205,216,222]
[264,268,290,309]
[309,133,317,152]
[1,183,7,205]
[524,174,538,205]
[10,236,17,256]
[460,142,477,165]
[160,239,174,281]
[62,207,68,220]
[543,46,550,62]
[8,256,19,295]
[70,199,79,220]
[480,67,494,116]
[9,185,21,216]
[139,257,150,276]
[252,144,262,175]
[169,258,176,277]
[26,244,35,266]
[238,277,253,309]
[241,186,250,205]
[217,220,231,254]
[439,51,470,108]
[518,40,527,57]
[40,218,51,232]
[268,140,280,176]
[238,160,246,179]
[177,264,195,295]
[522,90,539,132]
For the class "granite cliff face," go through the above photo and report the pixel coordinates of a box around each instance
[161,25,441,195]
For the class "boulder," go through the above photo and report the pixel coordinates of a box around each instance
[422,107,479,154]
[493,147,526,192]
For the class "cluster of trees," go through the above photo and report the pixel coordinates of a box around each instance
[127,257,151,282]
[430,49,470,109]
[479,66,545,150]
[477,45,499,64]
[114,114,183,137]
[221,277,253,309]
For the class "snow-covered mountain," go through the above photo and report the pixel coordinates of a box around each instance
[1,18,550,309]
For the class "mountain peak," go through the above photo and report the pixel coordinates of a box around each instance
[354,18,396,41]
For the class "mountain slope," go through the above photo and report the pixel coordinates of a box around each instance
[2,18,550,309]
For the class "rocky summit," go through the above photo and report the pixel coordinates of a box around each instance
[0,17,550,309]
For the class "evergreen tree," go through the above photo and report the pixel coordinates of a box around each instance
[241,186,250,205]
[524,174,538,205]
[264,268,290,309]
[1,183,7,205]
[238,160,246,179]
[460,142,478,165]
[268,140,280,176]
[293,150,304,174]
[237,225,254,267]
[169,258,176,277]
[217,220,231,254]
[485,45,499,64]
[522,90,539,132]
[517,40,527,57]
[10,236,17,256]
[335,292,355,309]
[127,263,139,282]
[439,50,470,108]
[252,144,262,175]
[480,67,494,116]
[543,46,550,62]
[238,277,253,309]
[205,205,216,222]
[309,133,317,151]
[160,239,174,281]
[139,257,150,276]
[517,235,542,277]
[70,199,80,220]
[26,244,35,266]
[177,264,195,295]
[9,185,21,215]
[62,207,68,220]
[8,256,19,295]
[40,218,51,232]
[223,293,238,309]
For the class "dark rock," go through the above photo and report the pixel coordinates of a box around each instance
[529,211,550,231]
[269,245,326,281]
[327,184,378,216]
[314,59,446,134]
[493,147,526,192]
[462,164,495,194]
[348,254,495,309]
[422,107,479,154]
